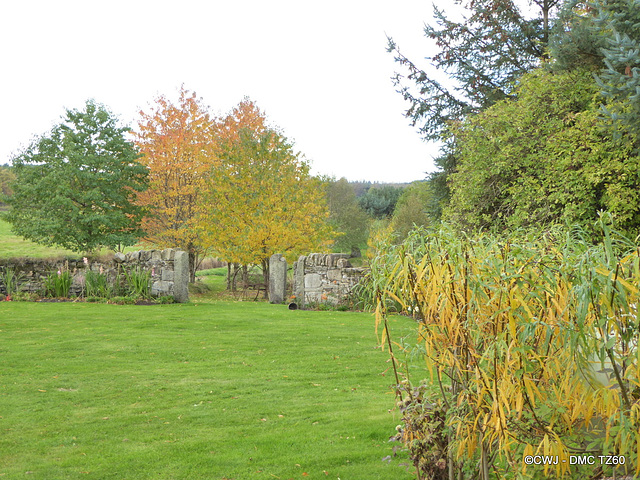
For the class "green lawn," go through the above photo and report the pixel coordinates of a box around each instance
[0,301,416,479]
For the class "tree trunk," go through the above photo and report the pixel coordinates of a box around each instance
[261,259,269,299]
[229,263,240,291]
[241,264,248,287]
[480,439,489,480]
[188,251,197,283]
[542,0,549,48]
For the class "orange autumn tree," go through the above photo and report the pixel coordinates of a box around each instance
[198,100,335,292]
[217,96,268,142]
[133,86,217,281]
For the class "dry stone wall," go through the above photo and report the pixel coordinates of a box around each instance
[292,253,367,307]
[0,248,189,302]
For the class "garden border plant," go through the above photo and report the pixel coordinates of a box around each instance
[0,266,22,300]
[122,265,152,299]
[84,268,112,299]
[44,266,71,298]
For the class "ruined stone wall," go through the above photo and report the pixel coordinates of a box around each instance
[0,248,189,302]
[292,253,367,307]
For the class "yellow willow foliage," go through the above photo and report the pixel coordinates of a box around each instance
[133,86,218,256]
[372,222,639,478]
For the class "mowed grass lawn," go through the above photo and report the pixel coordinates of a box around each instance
[0,302,416,479]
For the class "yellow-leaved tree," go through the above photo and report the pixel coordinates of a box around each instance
[133,86,218,281]
[198,100,334,291]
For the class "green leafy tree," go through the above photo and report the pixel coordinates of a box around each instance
[390,181,435,240]
[3,100,148,252]
[445,68,640,236]
[326,177,370,255]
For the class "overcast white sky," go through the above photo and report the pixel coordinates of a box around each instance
[1,0,445,182]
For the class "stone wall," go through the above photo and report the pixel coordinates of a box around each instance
[292,253,368,307]
[0,249,189,302]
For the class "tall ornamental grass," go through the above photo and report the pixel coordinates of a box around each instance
[369,217,639,479]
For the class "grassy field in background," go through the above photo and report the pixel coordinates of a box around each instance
[0,218,151,261]
[0,218,79,259]
[0,301,417,479]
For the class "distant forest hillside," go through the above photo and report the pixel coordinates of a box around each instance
[348,180,410,198]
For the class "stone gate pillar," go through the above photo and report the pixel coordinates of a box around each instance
[173,250,190,303]
[293,255,306,307]
[268,254,287,304]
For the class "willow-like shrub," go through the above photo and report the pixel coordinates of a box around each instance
[371,218,639,479]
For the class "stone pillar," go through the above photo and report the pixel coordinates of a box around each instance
[173,250,190,303]
[268,254,287,304]
[293,255,306,307]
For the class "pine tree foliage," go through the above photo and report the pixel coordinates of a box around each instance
[548,1,607,72]
[388,0,562,218]
[358,185,404,219]
[593,0,640,147]
[388,0,561,141]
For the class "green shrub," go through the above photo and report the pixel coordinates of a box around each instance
[10,291,38,302]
